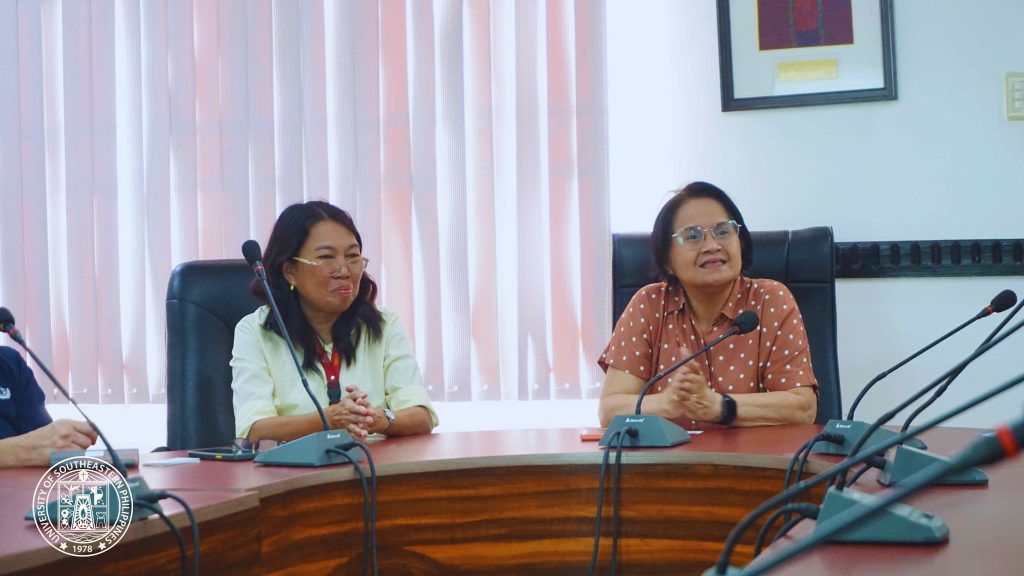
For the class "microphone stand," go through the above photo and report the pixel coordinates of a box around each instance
[589,312,755,576]
[845,312,986,419]
[242,244,360,467]
[839,314,1024,484]
[899,297,1023,436]
[816,296,1013,457]
[3,324,158,510]
[241,243,379,574]
[3,310,200,574]
[737,413,1024,576]
[876,298,1024,486]
[813,313,989,457]
[599,324,742,448]
[703,359,1024,575]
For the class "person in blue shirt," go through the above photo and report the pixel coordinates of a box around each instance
[0,346,96,467]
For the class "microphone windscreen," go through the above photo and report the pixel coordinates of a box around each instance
[733,310,759,335]
[242,240,263,266]
[991,289,1017,313]
[0,307,14,330]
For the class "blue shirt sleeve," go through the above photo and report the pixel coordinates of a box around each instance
[0,346,53,439]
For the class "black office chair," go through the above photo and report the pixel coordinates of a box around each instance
[611,227,841,423]
[165,260,262,450]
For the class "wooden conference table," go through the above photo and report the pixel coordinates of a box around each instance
[0,425,1019,575]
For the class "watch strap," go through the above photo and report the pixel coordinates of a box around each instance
[718,394,737,425]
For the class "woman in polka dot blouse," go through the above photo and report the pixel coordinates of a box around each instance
[598,182,818,430]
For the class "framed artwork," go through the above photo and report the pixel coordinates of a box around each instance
[716,0,897,111]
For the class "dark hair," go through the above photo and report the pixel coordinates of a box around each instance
[650,181,754,284]
[252,201,383,371]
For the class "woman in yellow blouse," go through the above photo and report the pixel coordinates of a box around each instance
[231,201,437,444]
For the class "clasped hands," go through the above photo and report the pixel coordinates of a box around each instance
[324,385,383,440]
[654,349,723,424]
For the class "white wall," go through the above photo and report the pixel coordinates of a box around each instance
[607,0,1024,428]
[47,401,602,454]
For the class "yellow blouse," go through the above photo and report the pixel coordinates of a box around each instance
[231,305,438,438]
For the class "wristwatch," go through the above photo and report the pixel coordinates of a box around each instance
[717,394,737,425]
[383,408,396,432]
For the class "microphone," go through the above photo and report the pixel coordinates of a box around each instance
[5,307,203,569]
[589,311,755,576]
[839,298,1024,475]
[6,311,203,569]
[704,315,1024,575]
[736,410,1024,576]
[708,358,1024,573]
[242,239,266,279]
[240,240,359,467]
[899,290,1018,435]
[982,289,1018,316]
[955,413,1024,469]
[874,289,1020,486]
[814,290,1017,457]
[599,311,759,448]
[635,310,758,414]
[0,307,19,342]
[847,289,1015,419]
[0,308,132,479]
[0,308,163,507]
[708,311,1024,569]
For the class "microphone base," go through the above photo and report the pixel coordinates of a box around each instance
[814,486,948,544]
[877,444,988,487]
[254,430,360,467]
[599,415,692,448]
[811,419,927,456]
[25,476,161,523]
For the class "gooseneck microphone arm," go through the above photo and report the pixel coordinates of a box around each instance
[242,240,330,432]
[738,411,1024,576]
[841,312,1024,472]
[900,292,1022,434]
[1,307,202,575]
[634,310,759,414]
[845,318,964,419]
[847,286,1015,416]
[709,314,1024,576]
[0,307,130,479]
[710,366,1024,576]
[635,332,732,414]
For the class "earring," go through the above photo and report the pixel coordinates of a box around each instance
[289,283,296,291]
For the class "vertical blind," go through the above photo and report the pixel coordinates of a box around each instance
[0,0,610,404]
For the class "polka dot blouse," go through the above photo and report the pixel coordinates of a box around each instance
[599,277,818,428]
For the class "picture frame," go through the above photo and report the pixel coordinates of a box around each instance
[716,0,897,111]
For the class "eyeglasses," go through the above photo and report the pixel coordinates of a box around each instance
[292,254,368,277]
[672,220,742,248]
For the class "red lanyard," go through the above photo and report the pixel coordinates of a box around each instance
[317,344,342,405]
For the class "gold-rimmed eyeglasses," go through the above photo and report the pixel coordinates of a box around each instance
[672,220,742,248]
[292,254,368,277]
